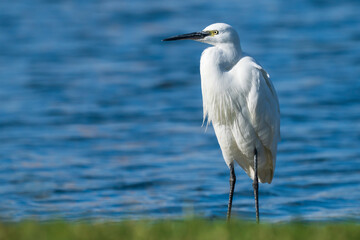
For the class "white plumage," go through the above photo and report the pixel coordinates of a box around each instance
[199,23,280,184]
[163,23,280,221]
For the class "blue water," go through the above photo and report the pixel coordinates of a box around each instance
[1,0,360,222]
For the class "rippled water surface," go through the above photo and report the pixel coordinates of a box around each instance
[1,0,360,222]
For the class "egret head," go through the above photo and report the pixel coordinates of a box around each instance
[163,23,240,46]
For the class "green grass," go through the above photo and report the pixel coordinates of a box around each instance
[0,219,359,240]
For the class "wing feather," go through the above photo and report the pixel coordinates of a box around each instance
[229,56,280,183]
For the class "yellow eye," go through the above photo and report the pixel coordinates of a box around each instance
[210,30,219,36]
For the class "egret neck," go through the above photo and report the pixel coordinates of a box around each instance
[200,41,242,126]
[201,41,242,72]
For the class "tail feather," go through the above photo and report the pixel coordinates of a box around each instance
[258,147,274,183]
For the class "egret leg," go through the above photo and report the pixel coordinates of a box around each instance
[253,148,259,223]
[226,163,236,221]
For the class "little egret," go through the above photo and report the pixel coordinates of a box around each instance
[163,23,280,223]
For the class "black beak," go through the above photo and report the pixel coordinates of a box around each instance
[162,31,210,41]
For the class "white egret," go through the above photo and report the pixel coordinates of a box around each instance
[163,23,280,223]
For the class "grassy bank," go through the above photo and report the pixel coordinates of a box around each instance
[0,219,359,240]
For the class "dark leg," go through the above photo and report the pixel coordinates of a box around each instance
[227,163,236,222]
[253,148,259,223]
